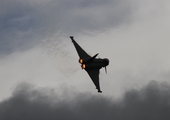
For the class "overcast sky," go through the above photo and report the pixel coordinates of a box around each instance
[0,0,170,119]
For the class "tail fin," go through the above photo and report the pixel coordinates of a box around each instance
[85,53,98,63]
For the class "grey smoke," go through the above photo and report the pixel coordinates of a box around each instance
[0,0,134,55]
[0,80,170,120]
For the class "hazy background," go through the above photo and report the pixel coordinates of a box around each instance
[0,0,170,119]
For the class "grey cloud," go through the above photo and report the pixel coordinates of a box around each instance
[1,81,170,120]
[0,0,134,54]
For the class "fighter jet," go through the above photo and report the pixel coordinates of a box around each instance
[70,36,109,93]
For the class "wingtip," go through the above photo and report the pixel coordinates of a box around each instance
[70,36,74,39]
[98,90,102,93]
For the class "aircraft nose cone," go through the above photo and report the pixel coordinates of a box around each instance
[104,58,109,66]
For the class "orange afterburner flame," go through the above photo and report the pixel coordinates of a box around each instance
[81,64,86,69]
[79,59,83,64]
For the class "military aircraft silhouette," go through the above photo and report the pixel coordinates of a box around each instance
[70,36,109,93]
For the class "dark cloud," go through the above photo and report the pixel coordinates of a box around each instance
[0,0,134,54]
[1,81,170,120]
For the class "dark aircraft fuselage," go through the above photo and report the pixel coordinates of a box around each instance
[70,36,109,93]
[80,58,109,70]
